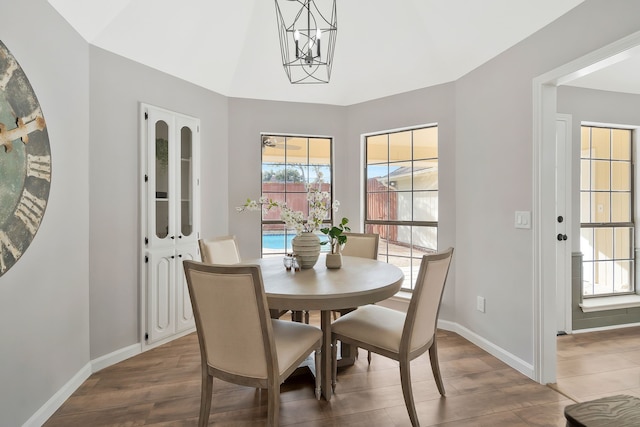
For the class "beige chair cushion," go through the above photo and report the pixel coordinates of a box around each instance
[272,319,323,377]
[332,304,406,353]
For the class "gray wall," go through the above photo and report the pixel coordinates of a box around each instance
[0,1,90,425]
[558,85,640,330]
[89,47,229,358]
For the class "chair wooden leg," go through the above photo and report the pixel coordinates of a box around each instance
[367,350,371,365]
[399,359,420,427]
[267,380,280,427]
[314,346,322,400]
[304,310,310,324]
[199,372,213,427]
[331,337,338,391]
[428,339,446,396]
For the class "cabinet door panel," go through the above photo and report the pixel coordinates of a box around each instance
[147,249,176,344]
[175,243,199,333]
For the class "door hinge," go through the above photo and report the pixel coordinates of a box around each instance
[145,332,149,340]
[145,255,149,263]
[144,174,148,182]
[144,112,148,120]
[145,237,148,245]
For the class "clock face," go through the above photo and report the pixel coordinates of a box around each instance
[0,41,51,277]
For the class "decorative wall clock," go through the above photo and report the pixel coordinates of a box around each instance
[0,41,51,277]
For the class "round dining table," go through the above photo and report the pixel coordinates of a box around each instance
[250,254,404,400]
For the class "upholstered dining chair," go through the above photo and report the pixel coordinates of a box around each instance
[183,260,323,427]
[199,235,288,319]
[331,247,454,427]
[198,235,241,264]
[341,232,379,260]
[332,232,380,361]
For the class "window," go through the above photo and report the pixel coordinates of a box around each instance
[260,134,333,256]
[580,125,634,297]
[365,126,438,291]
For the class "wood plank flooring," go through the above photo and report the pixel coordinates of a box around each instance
[44,317,640,426]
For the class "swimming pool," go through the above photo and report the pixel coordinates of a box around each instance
[262,233,328,251]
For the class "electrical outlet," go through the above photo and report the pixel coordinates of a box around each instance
[477,296,486,313]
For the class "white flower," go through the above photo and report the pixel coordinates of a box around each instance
[238,186,340,234]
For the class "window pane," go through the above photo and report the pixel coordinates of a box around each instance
[591,127,610,159]
[366,192,388,221]
[580,192,590,223]
[286,164,308,191]
[396,191,412,221]
[581,127,591,158]
[580,228,594,261]
[614,260,633,293]
[412,226,438,254]
[388,255,413,290]
[285,137,309,164]
[611,162,630,191]
[592,192,610,223]
[389,131,412,162]
[261,192,285,221]
[262,136,285,164]
[591,160,610,191]
[413,191,438,221]
[413,127,438,159]
[594,228,613,261]
[611,193,630,223]
[582,262,594,295]
[580,159,590,191]
[614,227,632,259]
[388,225,411,257]
[611,129,631,160]
[367,134,388,164]
[593,261,614,295]
[309,137,331,165]
[413,160,438,191]
[388,161,412,191]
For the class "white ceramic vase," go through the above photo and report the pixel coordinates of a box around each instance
[292,232,321,269]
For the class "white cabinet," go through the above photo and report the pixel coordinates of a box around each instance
[140,103,200,349]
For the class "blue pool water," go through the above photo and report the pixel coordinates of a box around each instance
[262,234,295,250]
[262,234,328,251]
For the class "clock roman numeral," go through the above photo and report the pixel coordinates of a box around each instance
[26,154,51,181]
[0,231,21,273]
[15,190,46,235]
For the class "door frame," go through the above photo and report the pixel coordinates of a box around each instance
[533,30,640,384]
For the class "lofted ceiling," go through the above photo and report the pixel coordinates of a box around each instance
[47,0,600,106]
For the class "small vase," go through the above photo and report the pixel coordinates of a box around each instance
[326,253,342,269]
[292,232,321,269]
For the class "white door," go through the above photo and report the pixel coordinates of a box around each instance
[556,114,572,334]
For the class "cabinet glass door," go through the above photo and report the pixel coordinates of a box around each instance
[155,120,170,239]
[180,126,193,237]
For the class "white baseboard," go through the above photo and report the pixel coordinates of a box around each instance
[22,362,92,427]
[438,319,535,379]
[23,343,142,427]
[91,343,142,373]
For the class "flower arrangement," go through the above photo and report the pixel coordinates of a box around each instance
[237,185,340,235]
[320,217,350,254]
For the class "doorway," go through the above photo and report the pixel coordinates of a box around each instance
[533,30,640,384]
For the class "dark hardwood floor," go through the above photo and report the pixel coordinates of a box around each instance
[45,316,640,426]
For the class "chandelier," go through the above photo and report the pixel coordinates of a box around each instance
[274,0,337,84]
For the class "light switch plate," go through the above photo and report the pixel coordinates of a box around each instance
[515,211,531,229]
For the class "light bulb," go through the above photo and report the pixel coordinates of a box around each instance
[294,30,300,41]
